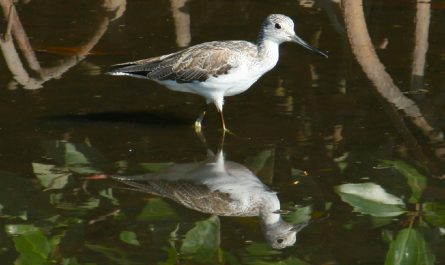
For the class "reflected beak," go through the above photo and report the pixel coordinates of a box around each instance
[291,34,328,58]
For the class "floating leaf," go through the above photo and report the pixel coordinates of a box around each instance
[385,228,435,265]
[180,216,220,261]
[32,163,70,190]
[119,231,140,246]
[137,198,179,222]
[10,227,51,265]
[335,183,406,217]
[381,160,427,203]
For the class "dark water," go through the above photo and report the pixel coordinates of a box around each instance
[1,0,445,264]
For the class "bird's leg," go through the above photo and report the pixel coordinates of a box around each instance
[218,110,236,136]
[219,110,230,133]
[194,103,208,132]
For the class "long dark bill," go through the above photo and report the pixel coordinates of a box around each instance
[292,35,328,58]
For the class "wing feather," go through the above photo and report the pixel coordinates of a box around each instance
[107,41,254,83]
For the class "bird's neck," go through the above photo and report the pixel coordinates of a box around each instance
[258,194,281,226]
[256,37,280,70]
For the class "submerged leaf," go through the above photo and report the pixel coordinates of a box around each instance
[85,243,138,265]
[344,216,394,230]
[335,183,406,217]
[59,222,86,256]
[244,149,275,184]
[0,172,54,220]
[41,140,105,174]
[32,163,70,190]
[119,231,140,246]
[51,196,100,212]
[180,216,220,261]
[381,160,427,203]
[158,246,179,265]
[244,243,281,257]
[423,202,445,228]
[0,173,30,220]
[283,205,312,225]
[5,224,39,236]
[99,188,119,205]
[262,257,310,265]
[137,198,179,222]
[242,243,310,264]
[385,228,435,265]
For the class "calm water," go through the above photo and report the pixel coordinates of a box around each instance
[1,0,445,264]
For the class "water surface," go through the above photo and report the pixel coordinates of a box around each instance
[0,0,445,264]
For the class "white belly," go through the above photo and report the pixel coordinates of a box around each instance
[155,51,278,108]
[157,67,262,99]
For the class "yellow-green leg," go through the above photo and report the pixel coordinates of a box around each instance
[194,104,208,132]
[218,110,235,136]
[219,110,228,132]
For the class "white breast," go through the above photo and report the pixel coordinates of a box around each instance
[223,40,280,97]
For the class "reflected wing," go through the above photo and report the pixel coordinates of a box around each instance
[107,41,241,83]
[112,175,255,216]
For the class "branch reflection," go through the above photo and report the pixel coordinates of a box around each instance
[170,0,191,47]
[411,1,431,91]
[0,0,126,89]
[342,0,445,178]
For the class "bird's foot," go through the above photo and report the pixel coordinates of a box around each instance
[221,127,237,137]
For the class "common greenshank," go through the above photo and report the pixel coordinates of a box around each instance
[108,14,327,132]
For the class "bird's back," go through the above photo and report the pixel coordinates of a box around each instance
[107,40,258,84]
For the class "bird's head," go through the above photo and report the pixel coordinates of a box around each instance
[263,218,309,249]
[261,14,328,58]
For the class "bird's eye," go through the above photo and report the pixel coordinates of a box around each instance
[275,23,281,29]
[277,238,284,244]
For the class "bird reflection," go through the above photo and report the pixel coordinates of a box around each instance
[112,149,307,249]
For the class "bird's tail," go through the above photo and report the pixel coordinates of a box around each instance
[106,56,166,78]
[106,61,146,78]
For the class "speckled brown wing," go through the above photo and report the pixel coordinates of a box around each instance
[112,176,258,216]
[107,41,243,83]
